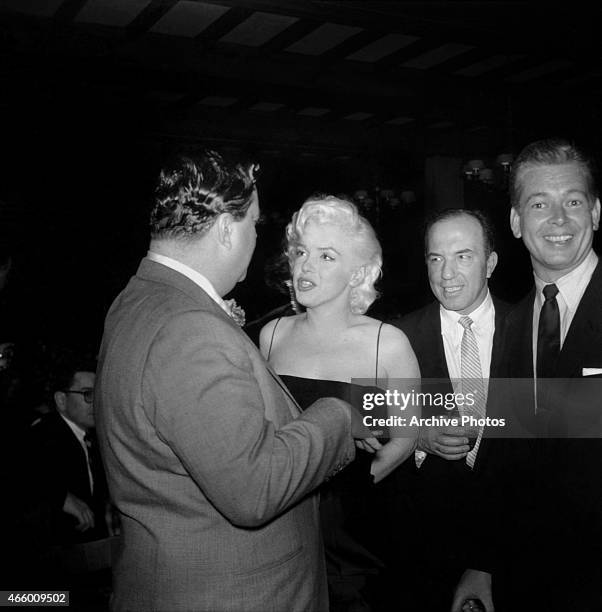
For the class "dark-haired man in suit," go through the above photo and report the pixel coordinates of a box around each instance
[30,356,109,545]
[391,209,508,611]
[95,151,375,612]
[452,138,602,611]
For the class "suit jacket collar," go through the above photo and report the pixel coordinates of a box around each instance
[421,301,451,380]
[265,364,302,418]
[490,295,510,378]
[43,412,93,498]
[136,258,301,419]
[556,257,602,377]
[136,257,237,329]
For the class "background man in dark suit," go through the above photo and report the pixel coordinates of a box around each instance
[30,350,109,545]
[453,138,601,612]
[391,209,508,611]
[20,349,114,607]
[95,151,374,611]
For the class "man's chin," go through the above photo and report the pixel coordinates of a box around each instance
[439,294,464,310]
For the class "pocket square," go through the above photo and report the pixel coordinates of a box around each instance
[582,368,602,376]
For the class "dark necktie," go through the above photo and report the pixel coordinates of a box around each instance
[83,432,96,495]
[536,283,560,379]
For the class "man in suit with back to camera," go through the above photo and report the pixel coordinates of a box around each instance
[390,208,509,611]
[95,151,376,612]
[452,138,602,612]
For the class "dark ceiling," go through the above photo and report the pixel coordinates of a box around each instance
[2,0,602,165]
[1,0,602,344]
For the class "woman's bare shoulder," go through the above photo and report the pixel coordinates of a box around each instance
[258,314,302,355]
[379,322,413,348]
[359,316,411,344]
[260,313,301,334]
[373,321,420,378]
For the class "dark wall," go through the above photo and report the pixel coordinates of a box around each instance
[0,107,422,349]
[1,94,600,351]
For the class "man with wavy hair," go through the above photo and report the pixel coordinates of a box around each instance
[453,138,601,611]
[95,150,373,611]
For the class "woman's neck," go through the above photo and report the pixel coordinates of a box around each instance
[301,301,356,334]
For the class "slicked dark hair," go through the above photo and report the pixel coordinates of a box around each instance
[510,138,598,209]
[150,150,258,240]
[47,346,97,404]
[424,208,495,257]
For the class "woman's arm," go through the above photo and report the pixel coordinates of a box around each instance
[370,324,421,483]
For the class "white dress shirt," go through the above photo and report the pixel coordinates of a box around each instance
[146,251,231,316]
[416,290,496,467]
[440,290,495,383]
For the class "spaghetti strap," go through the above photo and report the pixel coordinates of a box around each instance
[375,321,384,385]
[267,317,283,360]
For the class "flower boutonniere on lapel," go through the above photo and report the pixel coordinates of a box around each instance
[224,299,246,327]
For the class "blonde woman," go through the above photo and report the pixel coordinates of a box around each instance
[260,195,419,611]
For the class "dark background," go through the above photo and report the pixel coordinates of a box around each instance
[1,1,601,351]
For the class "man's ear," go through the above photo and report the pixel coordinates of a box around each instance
[349,266,366,288]
[54,390,66,414]
[510,206,522,238]
[216,213,234,249]
[486,251,498,278]
[592,198,600,231]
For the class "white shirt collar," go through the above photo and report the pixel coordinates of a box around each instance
[146,251,231,316]
[59,414,87,444]
[439,289,494,332]
[533,249,598,314]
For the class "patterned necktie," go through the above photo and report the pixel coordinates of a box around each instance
[537,283,560,379]
[459,316,486,468]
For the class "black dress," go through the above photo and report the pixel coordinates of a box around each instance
[269,321,389,612]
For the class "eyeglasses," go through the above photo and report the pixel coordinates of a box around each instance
[63,389,94,404]
[0,344,14,360]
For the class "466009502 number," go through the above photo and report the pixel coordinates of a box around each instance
[0,591,69,606]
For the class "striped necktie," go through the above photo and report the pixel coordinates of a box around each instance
[459,316,486,468]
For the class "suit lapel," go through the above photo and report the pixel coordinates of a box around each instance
[509,290,535,379]
[137,258,302,420]
[265,364,302,419]
[137,257,238,328]
[57,416,93,500]
[424,303,452,380]
[476,297,505,467]
[556,260,602,377]
[511,293,537,431]
[490,297,509,377]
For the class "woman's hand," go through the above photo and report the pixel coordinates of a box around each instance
[370,437,417,482]
[355,437,383,453]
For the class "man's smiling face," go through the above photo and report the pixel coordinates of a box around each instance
[426,214,497,314]
[510,162,600,282]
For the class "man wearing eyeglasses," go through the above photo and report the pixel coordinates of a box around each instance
[30,354,111,545]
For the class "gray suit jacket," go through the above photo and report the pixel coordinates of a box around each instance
[95,258,355,611]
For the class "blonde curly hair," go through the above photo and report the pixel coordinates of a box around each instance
[285,195,382,314]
